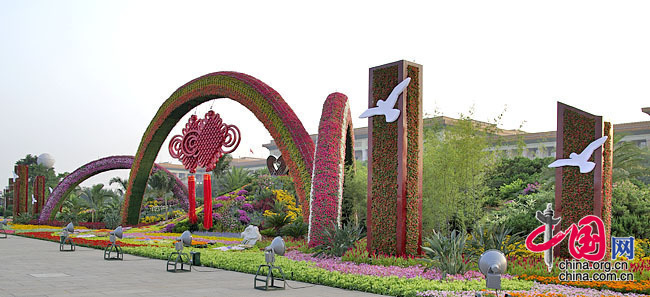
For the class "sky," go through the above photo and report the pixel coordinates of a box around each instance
[1,0,649,188]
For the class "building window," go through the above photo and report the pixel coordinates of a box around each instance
[355,150,363,160]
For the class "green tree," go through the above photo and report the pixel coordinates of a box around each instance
[422,113,497,233]
[76,184,116,222]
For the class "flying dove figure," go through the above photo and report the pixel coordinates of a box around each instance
[548,136,608,173]
[49,187,53,194]
[32,194,36,204]
[359,77,411,123]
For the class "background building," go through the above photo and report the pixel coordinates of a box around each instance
[263,115,650,161]
[159,157,266,183]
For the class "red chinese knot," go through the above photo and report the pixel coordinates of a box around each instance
[169,110,241,173]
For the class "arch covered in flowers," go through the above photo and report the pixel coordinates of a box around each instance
[308,93,355,247]
[121,72,315,225]
[39,156,188,222]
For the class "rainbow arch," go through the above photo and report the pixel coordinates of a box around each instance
[39,155,188,222]
[121,72,315,224]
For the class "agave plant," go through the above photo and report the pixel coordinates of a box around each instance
[468,222,523,258]
[421,229,472,279]
[313,222,364,258]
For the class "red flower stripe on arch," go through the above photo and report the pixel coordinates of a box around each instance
[308,93,354,247]
[122,72,315,225]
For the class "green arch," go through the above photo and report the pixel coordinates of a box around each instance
[121,72,315,225]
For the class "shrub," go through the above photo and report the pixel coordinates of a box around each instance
[612,180,650,239]
[260,228,277,237]
[14,213,36,224]
[280,216,308,239]
[102,211,121,230]
[421,229,472,279]
[482,189,553,236]
[313,222,364,258]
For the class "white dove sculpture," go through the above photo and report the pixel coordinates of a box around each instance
[359,77,411,123]
[49,187,53,194]
[32,194,36,204]
[548,136,608,173]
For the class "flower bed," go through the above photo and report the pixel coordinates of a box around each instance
[520,274,650,295]
[417,282,650,297]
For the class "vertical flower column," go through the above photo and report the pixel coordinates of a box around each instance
[203,174,212,230]
[367,60,423,256]
[554,102,608,258]
[33,176,45,215]
[602,121,614,257]
[188,175,197,224]
[14,165,29,216]
[13,179,20,216]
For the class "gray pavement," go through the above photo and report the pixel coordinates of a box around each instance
[0,235,386,297]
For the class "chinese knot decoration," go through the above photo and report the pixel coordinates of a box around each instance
[169,110,241,173]
[168,110,240,228]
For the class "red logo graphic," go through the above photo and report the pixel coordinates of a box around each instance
[526,214,606,262]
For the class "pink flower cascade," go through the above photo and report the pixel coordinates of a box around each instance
[308,93,354,247]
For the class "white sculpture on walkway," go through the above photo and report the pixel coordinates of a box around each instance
[241,225,262,246]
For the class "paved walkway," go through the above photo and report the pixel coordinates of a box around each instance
[0,235,386,297]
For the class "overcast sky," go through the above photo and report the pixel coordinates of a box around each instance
[1,0,649,188]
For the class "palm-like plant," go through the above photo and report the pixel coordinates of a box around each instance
[613,133,650,182]
[146,171,174,219]
[216,167,251,192]
[76,184,116,222]
[109,176,129,197]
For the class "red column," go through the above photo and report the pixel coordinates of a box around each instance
[34,176,45,215]
[203,174,212,230]
[188,175,197,224]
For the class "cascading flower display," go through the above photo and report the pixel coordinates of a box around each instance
[308,93,354,247]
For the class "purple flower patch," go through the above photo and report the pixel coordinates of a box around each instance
[242,203,253,212]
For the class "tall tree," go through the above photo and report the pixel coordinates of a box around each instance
[422,113,497,233]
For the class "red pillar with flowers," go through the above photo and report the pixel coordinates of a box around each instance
[554,102,613,258]
[366,60,423,256]
[168,110,240,230]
